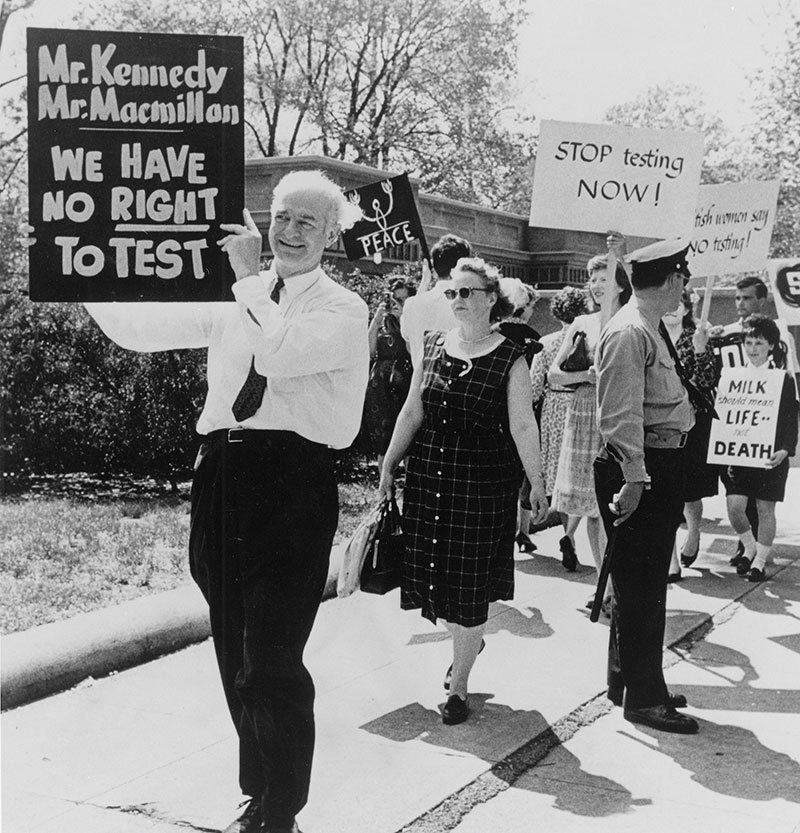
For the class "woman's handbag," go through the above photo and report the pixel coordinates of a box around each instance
[559,330,591,373]
[337,501,384,598]
[360,497,404,595]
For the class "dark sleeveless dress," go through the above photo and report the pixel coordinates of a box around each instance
[363,313,413,455]
[401,331,525,626]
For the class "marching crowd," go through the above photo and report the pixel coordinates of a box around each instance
[84,169,797,833]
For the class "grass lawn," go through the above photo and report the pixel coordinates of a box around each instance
[0,468,380,635]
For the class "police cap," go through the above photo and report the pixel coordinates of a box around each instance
[627,238,691,284]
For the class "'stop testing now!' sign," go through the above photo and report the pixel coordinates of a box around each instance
[27,28,244,302]
[529,121,704,239]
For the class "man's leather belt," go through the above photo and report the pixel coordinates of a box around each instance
[206,428,299,445]
[644,431,688,449]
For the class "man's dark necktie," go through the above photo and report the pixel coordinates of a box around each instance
[658,320,717,417]
[231,277,284,422]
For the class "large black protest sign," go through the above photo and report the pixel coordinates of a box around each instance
[27,28,244,302]
[342,173,428,262]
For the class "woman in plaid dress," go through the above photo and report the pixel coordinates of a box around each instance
[379,258,548,726]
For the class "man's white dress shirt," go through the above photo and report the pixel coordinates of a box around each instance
[87,266,369,448]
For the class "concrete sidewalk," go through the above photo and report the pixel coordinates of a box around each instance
[3,477,800,833]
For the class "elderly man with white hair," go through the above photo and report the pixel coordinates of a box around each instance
[86,170,369,833]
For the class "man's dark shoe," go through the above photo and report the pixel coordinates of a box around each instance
[624,704,698,734]
[748,567,766,582]
[736,556,752,576]
[730,541,745,565]
[608,690,688,709]
[223,798,262,833]
[442,694,470,725]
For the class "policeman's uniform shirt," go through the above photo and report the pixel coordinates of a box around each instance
[400,280,458,368]
[86,265,370,449]
[596,297,694,483]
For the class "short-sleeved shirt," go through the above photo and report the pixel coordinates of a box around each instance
[400,281,458,368]
[596,298,694,482]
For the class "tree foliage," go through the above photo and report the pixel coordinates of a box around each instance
[747,9,800,257]
[604,82,748,186]
[78,0,532,210]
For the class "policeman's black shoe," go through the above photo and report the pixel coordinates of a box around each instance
[748,567,766,582]
[736,557,752,576]
[623,704,699,734]
[559,535,578,572]
[730,540,745,565]
[444,639,485,690]
[222,798,262,833]
[609,690,688,709]
[667,569,683,583]
[442,694,470,725]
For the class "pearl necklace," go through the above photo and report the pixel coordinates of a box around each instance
[459,331,495,344]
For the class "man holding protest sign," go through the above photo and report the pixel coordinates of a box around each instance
[86,170,369,833]
[593,239,698,735]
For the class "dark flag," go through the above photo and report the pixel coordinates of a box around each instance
[342,173,429,264]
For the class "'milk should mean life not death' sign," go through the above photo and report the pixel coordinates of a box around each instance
[707,367,785,469]
[27,28,244,302]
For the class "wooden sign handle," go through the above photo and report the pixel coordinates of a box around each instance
[600,249,617,328]
[699,275,714,326]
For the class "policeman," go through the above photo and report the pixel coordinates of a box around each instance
[594,239,699,734]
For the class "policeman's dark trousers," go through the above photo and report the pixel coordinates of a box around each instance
[594,448,685,710]
[189,430,338,827]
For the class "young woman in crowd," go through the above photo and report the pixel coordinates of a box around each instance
[547,249,631,605]
[723,315,798,582]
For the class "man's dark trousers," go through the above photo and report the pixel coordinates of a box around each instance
[190,429,338,827]
[594,448,685,709]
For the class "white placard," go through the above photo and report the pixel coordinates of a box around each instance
[688,181,780,277]
[707,367,785,468]
[529,120,704,238]
[767,258,800,327]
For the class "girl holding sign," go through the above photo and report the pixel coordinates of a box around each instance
[722,315,798,582]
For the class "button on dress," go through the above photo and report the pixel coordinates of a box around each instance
[401,331,525,626]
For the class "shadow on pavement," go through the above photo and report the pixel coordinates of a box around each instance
[358,695,550,757]
[406,602,555,648]
[511,737,649,817]
[620,716,800,803]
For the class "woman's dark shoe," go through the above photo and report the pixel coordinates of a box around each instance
[748,567,766,582]
[736,556,752,576]
[680,544,700,568]
[442,694,470,725]
[730,540,745,565]
[444,639,485,690]
[667,569,683,583]
[515,532,537,553]
[559,535,578,572]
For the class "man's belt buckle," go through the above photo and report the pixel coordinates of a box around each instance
[227,428,245,443]
[645,431,687,449]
